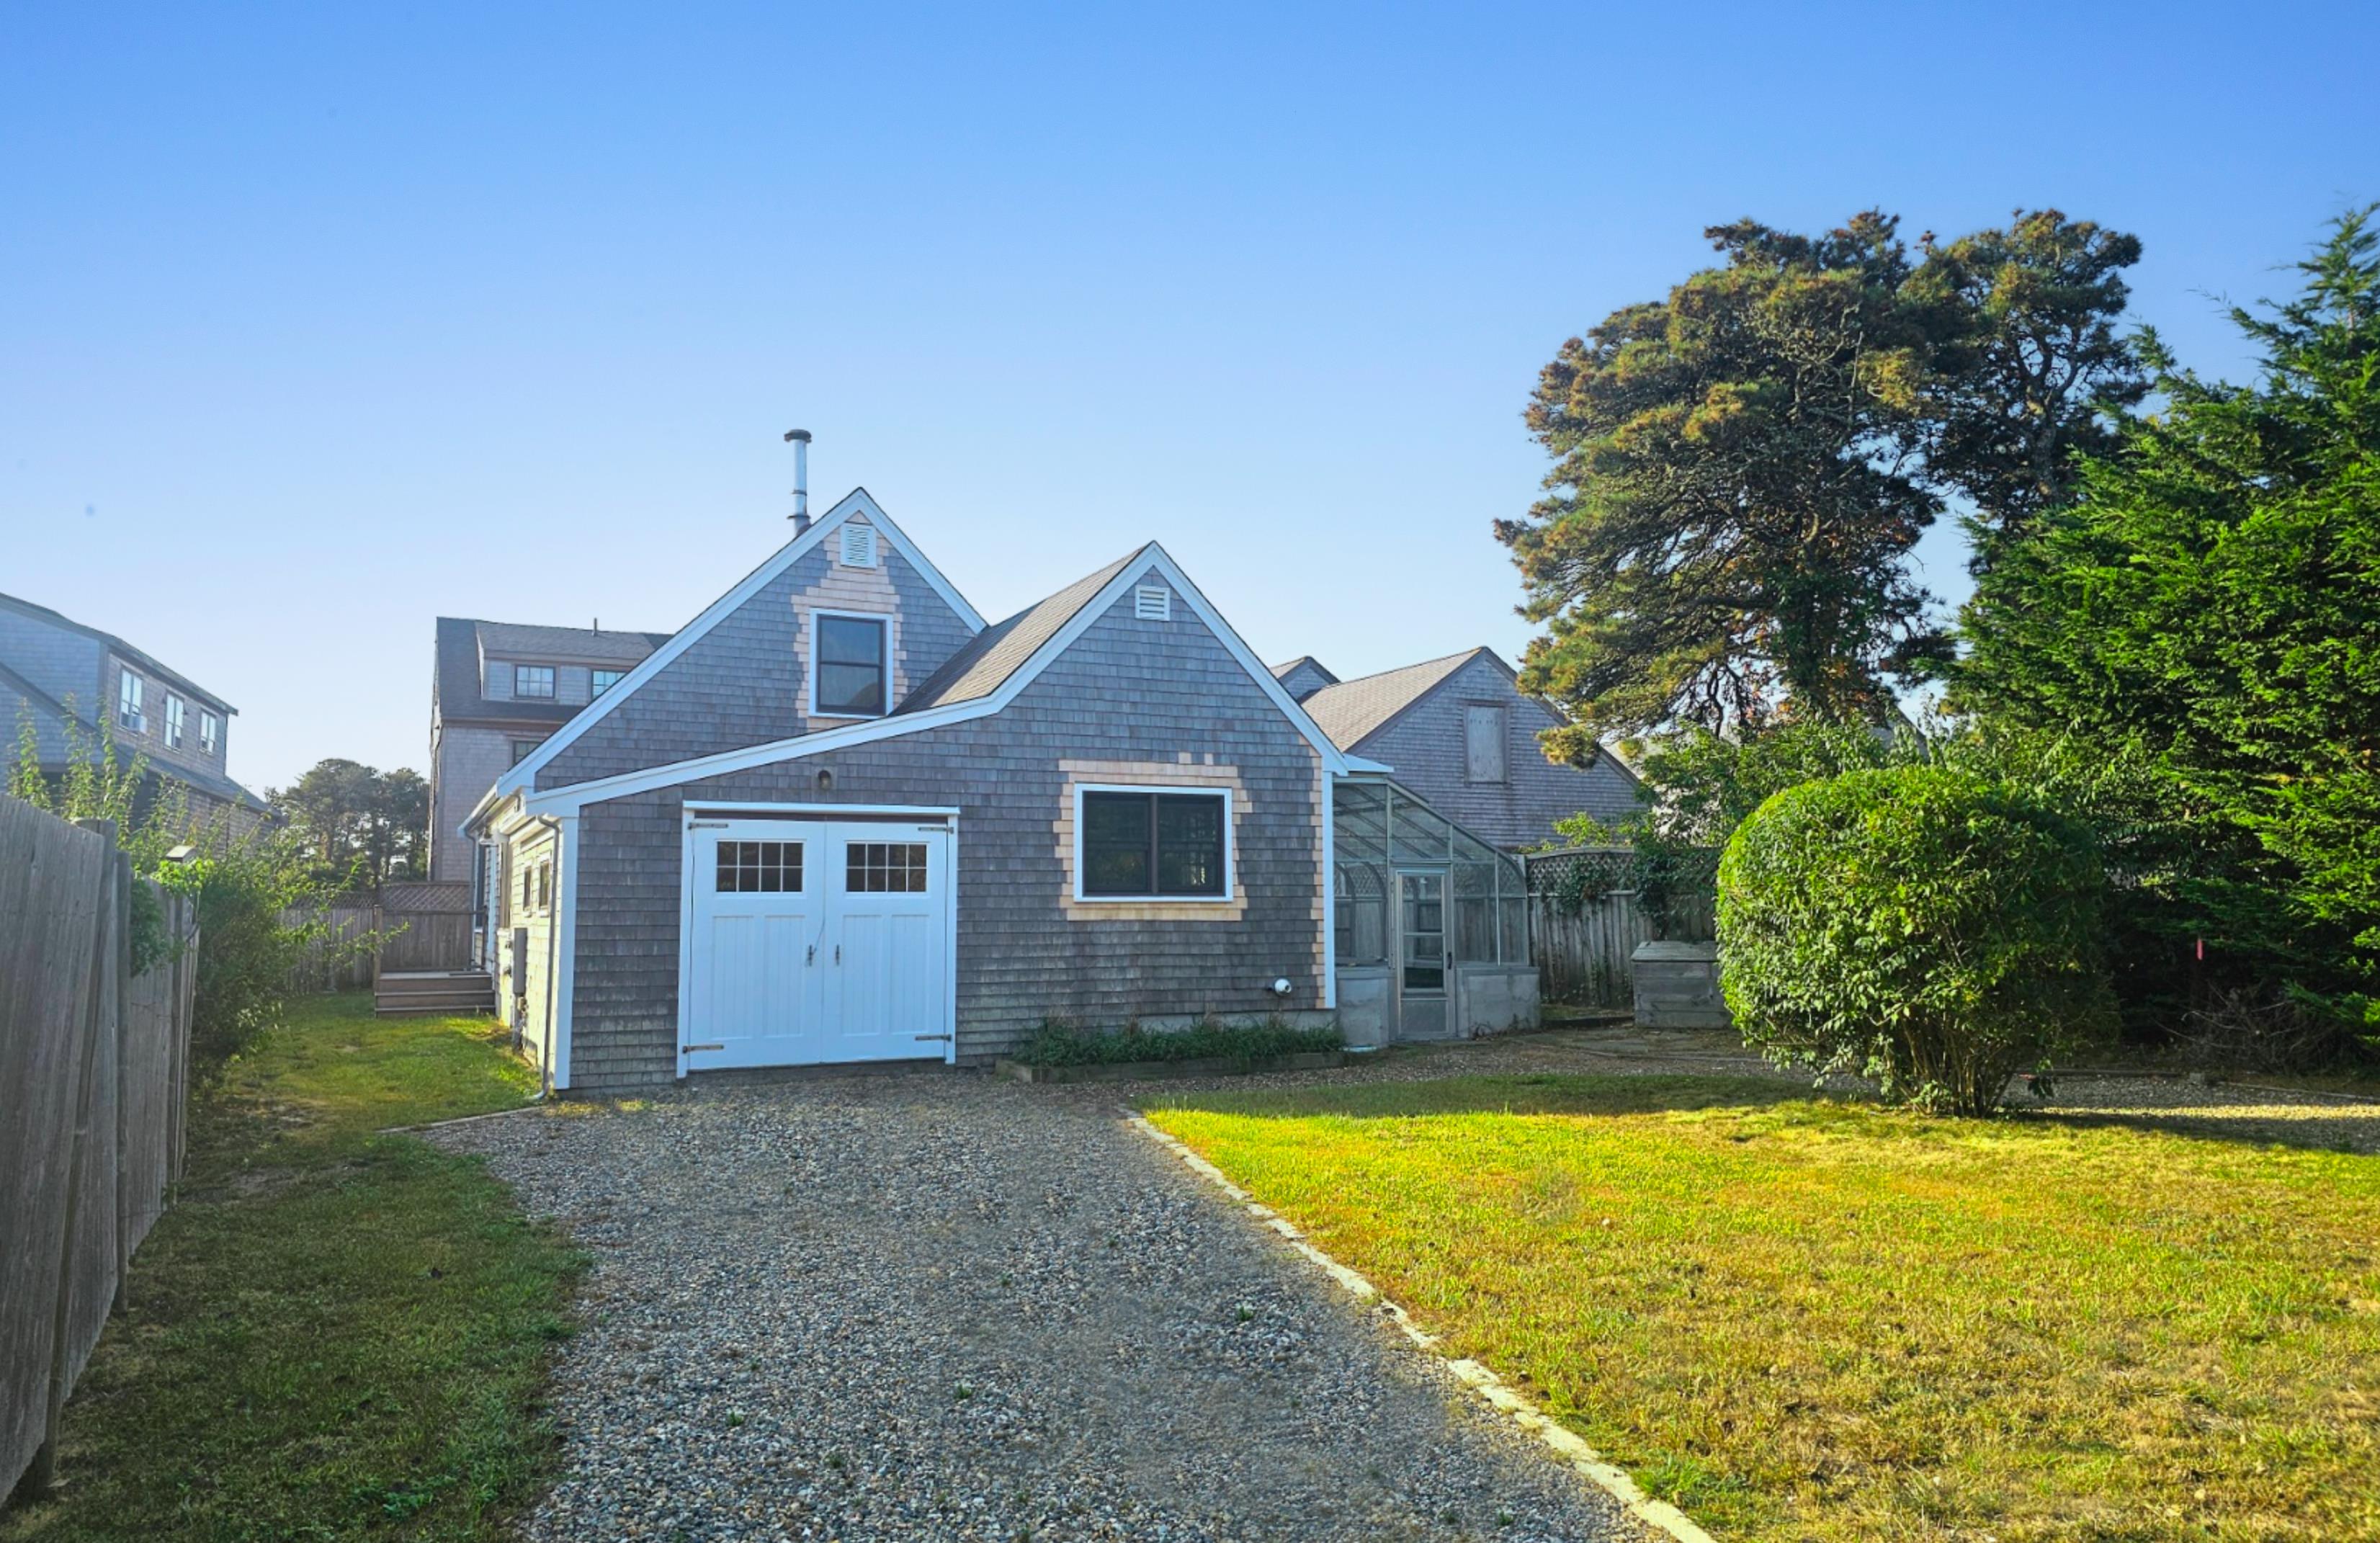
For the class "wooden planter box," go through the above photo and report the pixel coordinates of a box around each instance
[995,1050,1346,1085]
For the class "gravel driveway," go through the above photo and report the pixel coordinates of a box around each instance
[431,1073,1643,1542]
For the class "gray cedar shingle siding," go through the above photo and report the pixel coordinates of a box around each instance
[1347,650,1639,846]
[563,570,1326,1090]
[537,519,978,790]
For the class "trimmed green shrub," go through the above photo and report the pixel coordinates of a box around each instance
[1016,1016,1342,1068]
[1717,765,2115,1114]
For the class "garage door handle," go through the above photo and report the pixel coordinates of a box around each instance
[834,944,842,965]
[806,944,815,965]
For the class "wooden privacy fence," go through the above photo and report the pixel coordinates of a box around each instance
[283,882,474,991]
[1,796,197,1503]
[282,900,378,991]
[1523,845,1718,1008]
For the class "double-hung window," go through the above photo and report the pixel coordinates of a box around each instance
[813,614,887,717]
[514,664,555,699]
[1079,788,1228,899]
[116,671,144,732]
[199,711,220,756]
[164,693,186,748]
[591,668,625,697]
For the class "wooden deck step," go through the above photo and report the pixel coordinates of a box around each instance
[376,970,495,1017]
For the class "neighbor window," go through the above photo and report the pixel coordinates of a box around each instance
[510,738,542,766]
[115,671,144,732]
[591,668,625,697]
[1081,790,1227,898]
[199,710,220,755]
[514,664,555,699]
[1463,705,1508,784]
[813,615,887,717]
[164,693,186,748]
[535,861,551,912]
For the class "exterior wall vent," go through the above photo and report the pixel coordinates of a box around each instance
[838,523,879,568]
[1134,585,1171,622]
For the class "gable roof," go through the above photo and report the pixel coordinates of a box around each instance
[1298,648,1491,750]
[1269,655,1336,684]
[434,617,673,728]
[483,542,1383,823]
[491,488,987,803]
[898,552,1140,712]
[0,589,238,715]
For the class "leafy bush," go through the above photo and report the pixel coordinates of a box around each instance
[1016,1017,1342,1068]
[1717,766,2116,1114]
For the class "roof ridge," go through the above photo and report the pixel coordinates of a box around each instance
[1305,646,1484,694]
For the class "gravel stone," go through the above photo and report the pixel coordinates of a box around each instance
[432,1071,1650,1542]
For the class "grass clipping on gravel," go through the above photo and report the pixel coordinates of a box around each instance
[1,993,581,1543]
[1016,1016,1341,1067]
[1145,1073,2380,1542]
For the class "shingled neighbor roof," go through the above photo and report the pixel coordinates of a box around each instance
[896,549,1143,713]
[1297,648,1491,750]
[0,589,237,714]
[434,617,672,727]
[1269,655,1328,681]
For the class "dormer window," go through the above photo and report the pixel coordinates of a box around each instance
[199,711,220,756]
[812,613,887,717]
[514,664,555,699]
[164,694,186,749]
[116,671,144,732]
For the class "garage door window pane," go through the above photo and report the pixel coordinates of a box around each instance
[717,840,802,893]
[846,842,928,893]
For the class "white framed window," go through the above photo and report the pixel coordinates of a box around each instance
[514,664,555,699]
[1464,704,1508,784]
[808,609,889,718]
[164,693,186,748]
[591,668,625,697]
[115,671,144,733]
[1073,783,1232,902]
[838,522,879,568]
[1134,585,1171,622]
[198,710,220,756]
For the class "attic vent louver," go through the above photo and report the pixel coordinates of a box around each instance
[1134,585,1171,622]
[839,523,878,568]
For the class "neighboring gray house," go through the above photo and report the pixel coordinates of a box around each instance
[427,619,671,882]
[0,590,272,835]
[1274,648,1640,849]
[462,489,1536,1093]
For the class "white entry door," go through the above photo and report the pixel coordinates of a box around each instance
[684,816,954,1070]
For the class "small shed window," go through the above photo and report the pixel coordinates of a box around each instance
[514,664,555,699]
[814,615,888,717]
[1464,705,1508,784]
[1081,790,1227,898]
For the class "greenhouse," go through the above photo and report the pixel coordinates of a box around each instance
[1332,777,1537,1045]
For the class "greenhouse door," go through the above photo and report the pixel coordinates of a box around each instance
[1395,868,1449,1039]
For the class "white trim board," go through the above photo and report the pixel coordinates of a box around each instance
[487,488,986,810]
[514,544,1389,818]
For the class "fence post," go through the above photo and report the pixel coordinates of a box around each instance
[23,820,116,1498]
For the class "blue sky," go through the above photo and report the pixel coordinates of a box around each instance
[5,2,2374,791]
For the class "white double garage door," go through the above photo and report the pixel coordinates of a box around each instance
[683,813,955,1070]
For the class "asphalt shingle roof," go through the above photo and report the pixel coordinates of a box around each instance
[1296,648,1488,750]
[897,549,1144,712]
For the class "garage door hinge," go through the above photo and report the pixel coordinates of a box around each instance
[682,1042,724,1053]
[913,1033,954,1042]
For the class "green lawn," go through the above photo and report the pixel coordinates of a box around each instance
[1146,1075,2380,1542]
[2,993,580,1543]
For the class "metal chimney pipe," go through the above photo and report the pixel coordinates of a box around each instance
[784,428,813,530]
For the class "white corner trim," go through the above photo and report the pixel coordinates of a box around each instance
[490,488,985,805]
[1321,772,1337,1010]
[517,543,1361,815]
[805,606,892,721]
[551,813,578,1091]
[1127,1114,1718,1543]
[1069,782,1235,904]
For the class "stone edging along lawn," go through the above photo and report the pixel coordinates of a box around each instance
[996,1050,1346,1083]
[1125,1109,1717,1543]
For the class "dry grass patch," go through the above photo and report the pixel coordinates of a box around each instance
[1145,1074,2380,1542]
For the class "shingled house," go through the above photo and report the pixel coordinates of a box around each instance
[0,590,272,835]
[1271,648,1640,849]
[460,488,1539,1092]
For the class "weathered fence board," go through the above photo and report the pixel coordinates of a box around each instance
[1523,846,1718,1009]
[282,902,377,992]
[0,797,196,1503]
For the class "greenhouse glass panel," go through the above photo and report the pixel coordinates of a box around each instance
[1336,862,1389,965]
[1387,789,1453,864]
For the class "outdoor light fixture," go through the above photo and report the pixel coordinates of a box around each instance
[1269,977,1292,996]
